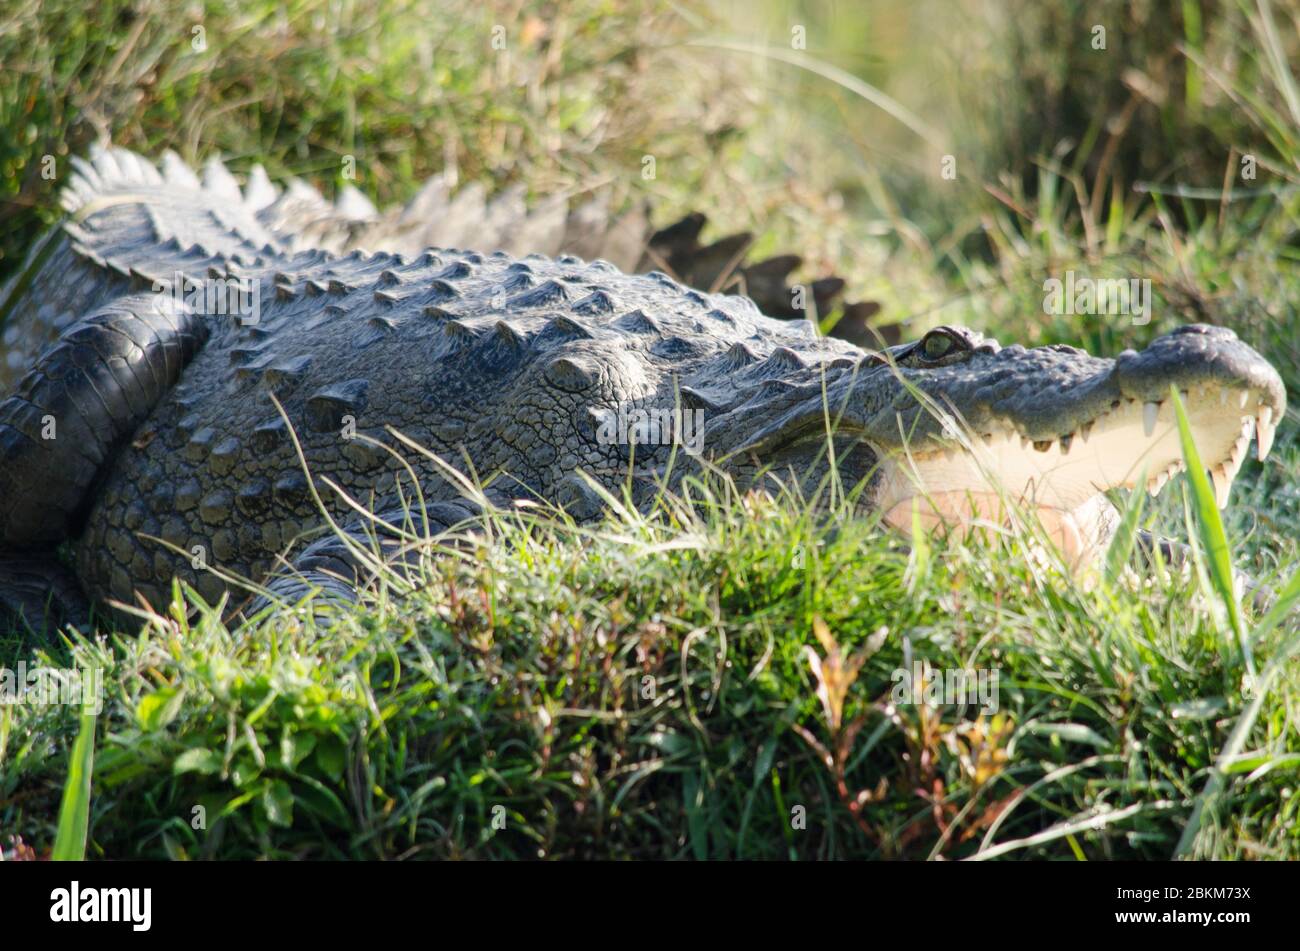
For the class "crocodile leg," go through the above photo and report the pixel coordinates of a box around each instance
[0,292,209,634]
[0,551,91,636]
[0,293,207,546]
[245,499,486,620]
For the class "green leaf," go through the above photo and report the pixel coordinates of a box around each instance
[753,737,778,787]
[1220,753,1276,775]
[1026,722,1110,747]
[645,729,693,757]
[279,729,317,770]
[220,788,260,818]
[136,687,184,731]
[291,774,351,826]
[1169,698,1226,720]
[230,758,262,788]
[313,734,347,782]
[1171,388,1253,676]
[52,712,96,861]
[262,779,295,828]
[174,747,223,776]
[905,498,931,593]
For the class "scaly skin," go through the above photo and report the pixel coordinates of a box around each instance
[0,146,1288,628]
[66,255,864,611]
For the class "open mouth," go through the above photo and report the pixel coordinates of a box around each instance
[874,383,1278,563]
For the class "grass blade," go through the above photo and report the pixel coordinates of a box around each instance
[1250,566,1300,648]
[51,710,96,861]
[1170,387,1254,678]
[1174,591,1300,857]
[1104,466,1148,583]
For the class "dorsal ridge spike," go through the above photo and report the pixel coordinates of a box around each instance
[766,346,807,369]
[725,342,758,367]
[445,319,477,340]
[547,315,593,339]
[613,309,661,335]
[573,289,616,315]
[493,320,524,348]
[427,279,460,300]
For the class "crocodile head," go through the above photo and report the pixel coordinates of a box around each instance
[717,323,1286,562]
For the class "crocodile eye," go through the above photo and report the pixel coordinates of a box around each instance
[922,332,954,360]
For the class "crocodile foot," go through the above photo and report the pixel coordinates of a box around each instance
[1135,529,1273,613]
[241,499,486,623]
[0,550,91,639]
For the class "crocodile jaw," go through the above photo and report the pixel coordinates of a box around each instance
[875,383,1275,563]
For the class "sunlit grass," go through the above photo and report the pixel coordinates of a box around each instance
[50,710,95,860]
[2,0,1300,859]
[1,461,1297,859]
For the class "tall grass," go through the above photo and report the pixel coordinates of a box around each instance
[0,449,1296,859]
[2,0,1300,859]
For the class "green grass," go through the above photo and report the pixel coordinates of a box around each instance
[50,710,95,860]
[3,470,1299,859]
[3,0,1300,859]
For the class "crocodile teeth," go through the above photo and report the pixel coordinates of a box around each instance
[1239,390,1250,409]
[1257,406,1275,461]
[1143,401,1160,438]
[1222,449,1244,483]
[1079,420,1093,445]
[1240,415,1256,454]
[1226,419,1253,475]
[1148,469,1169,497]
[1210,464,1231,509]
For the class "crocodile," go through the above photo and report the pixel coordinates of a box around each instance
[0,145,1288,632]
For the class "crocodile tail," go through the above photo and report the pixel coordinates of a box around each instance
[637,212,855,322]
[258,173,652,273]
[0,294,208,546]
[261,175,875,331]
[57,145,285,255]
[0,144,288,394]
